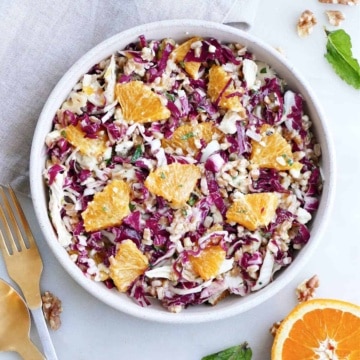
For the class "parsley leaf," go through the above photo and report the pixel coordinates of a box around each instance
[187,194,197,206]
[202,342,252,360]
[325,29,360,90]
[260,67,267,74]
[180,132,195,140]
[131,145,143,162]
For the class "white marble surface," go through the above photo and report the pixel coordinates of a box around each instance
[1,1,360,359]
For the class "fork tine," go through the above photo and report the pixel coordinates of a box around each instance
[0,229,11,255]
[0,194,19,254]
[8,186,37,248]
[0,186,27,251]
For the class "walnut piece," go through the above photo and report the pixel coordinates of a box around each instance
[297,10,318,38]
[269,321,282,337]
[325,10,346,26]
[319,0,358,5]
[296,274,320,302]
[208,289,230,306]
[42,291,63,331]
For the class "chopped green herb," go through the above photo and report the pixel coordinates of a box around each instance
[259,230,272,239]
[160,172,166,179]
[202,342,252,360]
[129,203,136,211]
[179,60,185,69]
[187,195,197,206]
[131,145,143,162]
[325,29,360,89]
[102,206,108,212]
[237,209,248,214]
[282,154,294,166]
[181,208,188,216]
[260,67,267,74]
[165,92,176,102]
[180,132,195,140]
[61,130,67,138]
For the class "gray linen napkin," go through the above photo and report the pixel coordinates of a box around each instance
[0,0,259,195]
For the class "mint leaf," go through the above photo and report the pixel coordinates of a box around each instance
[325,29,360,89]
[201,342,252,360]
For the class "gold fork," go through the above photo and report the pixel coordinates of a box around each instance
[0,185,58,360]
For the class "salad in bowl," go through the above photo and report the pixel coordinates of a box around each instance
[31,20,334,322]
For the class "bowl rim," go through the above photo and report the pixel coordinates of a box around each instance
[30,19,336,323]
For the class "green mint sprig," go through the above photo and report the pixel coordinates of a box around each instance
[325,29,360,90]
[201,342,252,360]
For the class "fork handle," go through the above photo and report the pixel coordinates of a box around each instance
[17,337,45,360]
[30,307,58,360]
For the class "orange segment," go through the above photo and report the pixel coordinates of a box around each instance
[172,37,202,62]
[272,299,360,360]
[81,179,130,232]
[226,193,279,231]
[251,125,303,171]
[171,37,202,79]
[184,62,202,79]
[63,124,108,158]
[115,81,171,123]
[207,65,244,113]
[162,122,222,155]
[144,163,201,207]
[109,239,149,292]
[189,245,226,281]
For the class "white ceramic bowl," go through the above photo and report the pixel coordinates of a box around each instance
[30,19,335,323]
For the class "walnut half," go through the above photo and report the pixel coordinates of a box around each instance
[297,10,318,38]
[319,0,358,5]
[42,291,63,331]
[296,274,320,302]
[326,10,346,26]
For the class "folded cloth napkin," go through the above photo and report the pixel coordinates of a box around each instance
[0,0,259,195]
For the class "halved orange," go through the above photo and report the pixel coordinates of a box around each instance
[81,179,130,232]
[144,163,201,207]
[63,124,108,158]
[109,239,149,292]
[226,192,279,231]
[272,298,360,360]
[207,65,245,113]
[189,245,226,281]
[162,122,222,155]
[115,81,171,123]
[251,124,303,172]
[171,37,202,79]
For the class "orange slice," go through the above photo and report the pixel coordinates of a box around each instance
[207,65,244,113]
[162,122,222,155]
[171,37,202,79]
[144,163,201,207]
[109,239,149,292]
[184,62,202,79]
[81,179,130,232]
[63,124,108,158]
[272,298,360,360]
[226,193,279,231]
[115,81,171,123]
[251,125,303,172]
[189,245,226,281]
